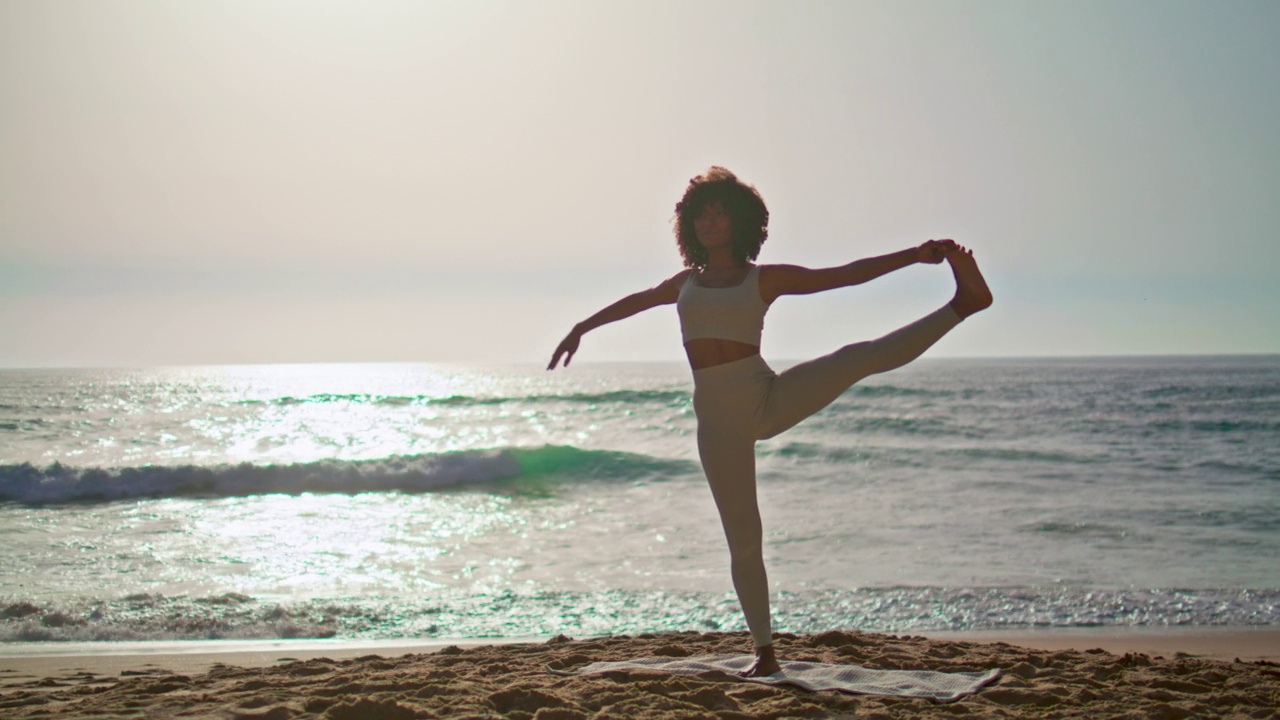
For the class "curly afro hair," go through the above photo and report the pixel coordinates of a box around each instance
[673,166,769,270]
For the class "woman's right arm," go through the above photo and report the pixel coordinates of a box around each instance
[547,270,688,370]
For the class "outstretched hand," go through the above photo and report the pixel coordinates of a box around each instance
[917,239,957,264]
[547,330,581,370]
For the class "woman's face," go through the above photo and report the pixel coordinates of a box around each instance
[693,201,733,250]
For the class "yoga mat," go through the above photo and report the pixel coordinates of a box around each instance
[566,654,1002,703]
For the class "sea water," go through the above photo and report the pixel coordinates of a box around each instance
[1,357,1277,643]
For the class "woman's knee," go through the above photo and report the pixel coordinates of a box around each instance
[723,520,764,560]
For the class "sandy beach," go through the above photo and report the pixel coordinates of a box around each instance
[2,629,1277,719]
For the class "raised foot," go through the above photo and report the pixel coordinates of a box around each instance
[947,247,993,320]
[740,645,781,677]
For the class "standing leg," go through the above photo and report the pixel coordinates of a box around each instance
[692,356,784,676]
[695,425,775,654]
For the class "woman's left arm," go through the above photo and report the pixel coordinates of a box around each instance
[761,239,955,302]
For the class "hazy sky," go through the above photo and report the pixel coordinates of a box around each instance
[3,0,1277,367]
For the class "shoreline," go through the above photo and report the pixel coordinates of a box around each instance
[0,636,542,680]
[2,629,1277,719]
[921,625,1280,663]
[2,625,1275,685]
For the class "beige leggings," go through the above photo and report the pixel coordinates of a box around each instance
[691,305,962,648]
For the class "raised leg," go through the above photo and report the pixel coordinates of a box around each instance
[756,305,959,439]
[756,248,992,439]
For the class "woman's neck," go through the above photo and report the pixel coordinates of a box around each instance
[703,247,742,271]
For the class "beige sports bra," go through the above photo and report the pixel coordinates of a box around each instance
[676,266,770,345]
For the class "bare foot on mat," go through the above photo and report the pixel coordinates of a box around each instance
[741,645,781,677]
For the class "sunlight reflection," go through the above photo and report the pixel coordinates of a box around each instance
[191,364,490,464]
[191,492,520,599]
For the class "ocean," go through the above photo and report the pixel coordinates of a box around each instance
[1,356,1277,644]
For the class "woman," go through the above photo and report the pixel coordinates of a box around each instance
[547,167,992,676]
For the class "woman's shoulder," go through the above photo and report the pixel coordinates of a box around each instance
[756,262,810,271]
[754,262,799,274]
[666,268,695,284]
[653,268,694,294]
[755,263,817,303]
[752,263,786,280]
[756,263,814,279]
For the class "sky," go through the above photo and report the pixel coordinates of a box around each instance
[2,0,1278,368]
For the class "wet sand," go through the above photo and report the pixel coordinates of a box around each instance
[2,629,1277,718]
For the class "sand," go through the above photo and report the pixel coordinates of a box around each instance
[1,629,1278,719]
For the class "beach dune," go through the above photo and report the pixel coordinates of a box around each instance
[2,630,1278,719]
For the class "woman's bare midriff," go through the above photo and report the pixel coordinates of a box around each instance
[684,339,761,370]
